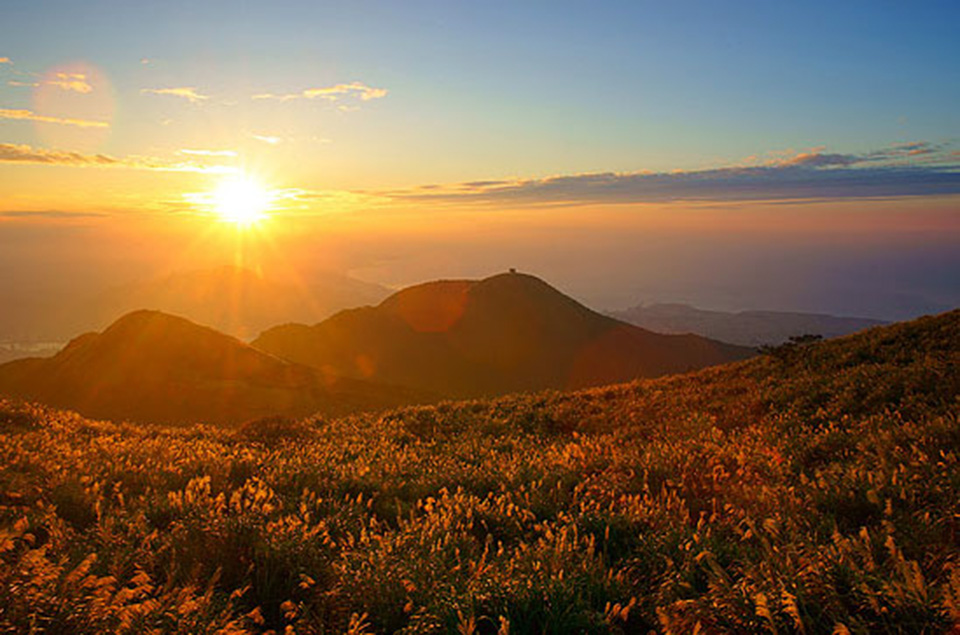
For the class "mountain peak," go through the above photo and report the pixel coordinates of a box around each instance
[255,272,753,398]
[108,308,196,328]
[376,272,588,334]
[103,308,227,339]
[0,310,416,425]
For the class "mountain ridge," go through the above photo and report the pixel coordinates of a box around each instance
[1,265,392,346]
[0,309,422,425]
[254,272,754,397]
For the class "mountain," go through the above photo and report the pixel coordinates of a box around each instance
[0,310,420,425]
[1,266,391,347]
[253,272,754,397]
[609,302,887,347]
[86,266,392,341]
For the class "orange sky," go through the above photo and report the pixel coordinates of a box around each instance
[1,2,958,321]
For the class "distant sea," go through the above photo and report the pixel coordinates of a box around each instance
[0,341,63,364]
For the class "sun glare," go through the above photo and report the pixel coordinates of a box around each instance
[212,175,272,226]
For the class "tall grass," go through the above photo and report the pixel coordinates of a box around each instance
[1,311,958,633]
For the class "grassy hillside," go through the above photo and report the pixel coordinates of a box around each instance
[1,310,958,633]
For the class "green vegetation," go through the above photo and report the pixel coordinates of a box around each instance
[1,311,958,633]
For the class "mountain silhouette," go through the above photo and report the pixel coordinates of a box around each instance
[86,266,391,340]
[610,302,886,346]
[253,272,753,397]
[2,266,391,346]
[0,310,420,425]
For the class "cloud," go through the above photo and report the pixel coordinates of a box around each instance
[178,148,238,157]
[140,87,209,103]
[251,92,300,102]
[385,142,960,206]
[0,108,109,128]
[303,82,387,101]
[7,80,39,88]
[253,81,387,103]
[0,210,108,219]
[0,142,237,175]
[777,152,859,168]
[0,143,119,166]
[0,57,11,65]
[870,141,952,162]
[250,134,282,145]
[47,72,93,93]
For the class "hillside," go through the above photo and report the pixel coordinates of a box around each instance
[610,302,886,346]
[0,310,420,425]
[1,309,957,633]
[254,272,753,397]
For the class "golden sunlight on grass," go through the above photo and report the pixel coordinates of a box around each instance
[211,175,273,226]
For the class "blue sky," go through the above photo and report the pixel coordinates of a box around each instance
[2,0,958,182]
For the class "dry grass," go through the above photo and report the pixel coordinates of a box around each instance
[1,311,958,633]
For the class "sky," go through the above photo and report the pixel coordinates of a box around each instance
[1,0,959,323]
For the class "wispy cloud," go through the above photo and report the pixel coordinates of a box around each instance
[776,151,859,168]
[384,142,960,206]
[7,71,94,91]
[140,87,209,103]
[0,142,237,175]
[47,72,92,93]
[0,210,108,219]
[253,81,387,103]
[250,134,282,145]
[0,108,109,128]
[251,92,299,102]
[304,82,387,101]
[769,142,954,168]
[0,57,11,65]
[178,148,238,157]
[0,143,119,166]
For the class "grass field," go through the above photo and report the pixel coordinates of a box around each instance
[1,311,958,633]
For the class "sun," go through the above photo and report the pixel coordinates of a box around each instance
[211,175,272,226]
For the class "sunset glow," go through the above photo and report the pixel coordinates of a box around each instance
[0,1,957,318]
